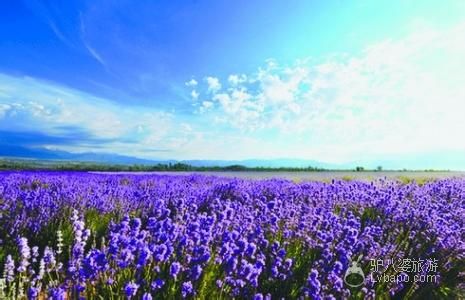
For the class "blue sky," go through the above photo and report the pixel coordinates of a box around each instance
[1,0,465,168]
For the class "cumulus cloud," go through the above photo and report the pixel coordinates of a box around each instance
[205,76,221,93]
[185,79,198,87]
[191,90,199,100]
[187,22,465,160]
[228,74,247,86]
[202,101,213,109]
[3,21,465,163]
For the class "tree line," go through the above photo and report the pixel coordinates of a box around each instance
[0,159,445,172]
[0,160,329,172]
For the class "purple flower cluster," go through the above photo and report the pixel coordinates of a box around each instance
[0,172,463,299]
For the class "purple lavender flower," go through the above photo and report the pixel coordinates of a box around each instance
[17,237,31,273]
[130,218,142,231]
[306,269,322,299]
[0,172,463,299]
[181,281,194,298]
[190,264,203,281]
[253,293,264,300]
[137,246,152,267]
[27,286,39,299]
[151,279,165,290]
[48,287,66,300]
[142,292,153,300]
[246,242,257,257]
[216,279,223,288]
[170,261,182,278]
[81,249,108,279]
[43,246,56,272]
[31,246,39,263]
[124,281,139,297]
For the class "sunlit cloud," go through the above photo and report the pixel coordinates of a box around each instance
[187,22,465,161]
[205,76,221,93]
[185,79,198,87]
[2,15,465,166]
[0,74,190,158]
[190,90,199,100]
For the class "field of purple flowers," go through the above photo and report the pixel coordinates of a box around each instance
[0,172,463,299]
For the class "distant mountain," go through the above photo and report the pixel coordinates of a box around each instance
[0,145,67,160]
[0,145,168,165]
[0,145,337,168]
[2,145,463,170]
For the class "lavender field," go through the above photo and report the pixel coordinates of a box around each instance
[0,172,463,299]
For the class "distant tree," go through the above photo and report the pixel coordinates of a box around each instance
[376,166,383,171]
[225,165,247,171]
[355,166,365,172]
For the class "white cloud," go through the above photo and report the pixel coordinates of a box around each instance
[202,101,213,109]
[84,43,107,67]
[0,103,11,118]
[0,74,185,157]
[185,79,198,87]
[205,76,221,93]
[191,90,199,100]
[228,74,247,85]
[28,101,53,118]
[2,21,465,163]
[189,21,465,160]
[198,101,214,114]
